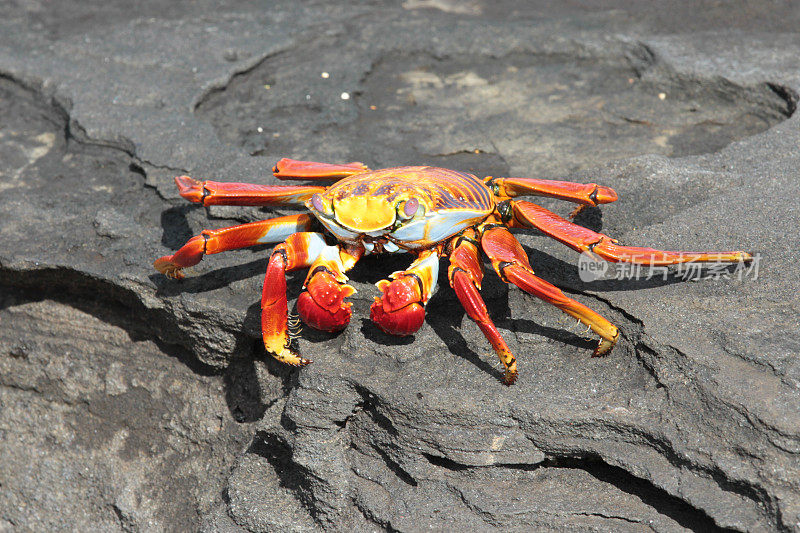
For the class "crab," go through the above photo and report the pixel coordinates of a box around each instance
[154,158,751,384]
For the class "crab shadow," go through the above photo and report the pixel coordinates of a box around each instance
[571,204,604,232]
[222,334,290,423]
[159,204,196,249]
[521,242,691,293]
[352,254,593,383]
[355,290,503,382]
[150,256,269,297]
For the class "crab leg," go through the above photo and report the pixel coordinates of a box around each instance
[447,231,518,385]
[511,200,752,265]
[489,177,618,207]
[370,250,440,336]
[272,158,369,180]
[262,232,332,366]
[154,214,315,279]
[481,225,620,357]
[174,175,326,206]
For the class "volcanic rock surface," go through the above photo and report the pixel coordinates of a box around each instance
[1,1,799,531]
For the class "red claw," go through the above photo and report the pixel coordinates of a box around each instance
[297,270,353,332]
[370,299,425,336]
[370,275,426,336]
[376,276,420,313]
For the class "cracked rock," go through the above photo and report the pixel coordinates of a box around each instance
[1,2,800,532]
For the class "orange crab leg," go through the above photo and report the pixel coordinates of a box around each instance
[154,214,316,279]
[370,249,440,336]
[174,175,325,206]
[264,235,362,365]
[488,176,618,207]
[511,200,752,265]
[447,230,518,385]
[481,225,620,357]
[262,232,334,366]
[272,158,369,180]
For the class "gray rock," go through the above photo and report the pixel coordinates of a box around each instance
[1,2,799,532]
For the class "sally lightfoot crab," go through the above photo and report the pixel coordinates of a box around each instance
[154,159,751,384]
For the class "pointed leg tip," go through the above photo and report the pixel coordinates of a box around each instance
[265,343,314,367]
[595,185,618,204]
[154,256,185,279]
[289,350,313,366]
[502,370,518,386]
[591,326,619,357]
[592,338,616,357]
[713,251,754,263]
[592,326,619,357]
[175,174,198,189]
[175,175,204,202]
[281,355,313,367]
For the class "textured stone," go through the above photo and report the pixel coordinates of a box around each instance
[1,2,799,532]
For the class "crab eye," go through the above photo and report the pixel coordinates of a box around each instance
[311,193,330,215]
[400,197,419,219]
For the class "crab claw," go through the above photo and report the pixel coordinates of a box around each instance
[370,275,426,336]
[297,270,354,332]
